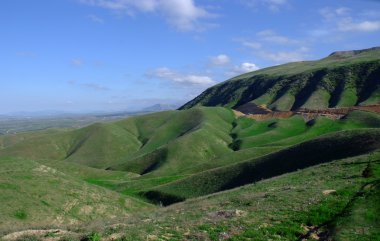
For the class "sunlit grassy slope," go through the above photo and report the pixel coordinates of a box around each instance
[108,152,380,241]
[142,128,380,204]
[180,47,380,110]
[1,109,380,203]
[0,107,235,175]
[0,157,149,234]
[1,47,380,240]
[7,151,379,241]
[0,109,379,240]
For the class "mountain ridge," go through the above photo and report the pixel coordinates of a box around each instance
[180,46,380,111]
[1,47,380,240]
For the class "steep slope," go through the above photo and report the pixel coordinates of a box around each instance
[6,152,378,241]
[142,129,380,205]
[181,47,380,111]
[124,152,380,241]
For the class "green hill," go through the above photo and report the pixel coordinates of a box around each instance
[0,157,149,234]
[4,151,378,240]
[180,47,380,110]
[1,47,380,240]
[141,129,380,205]
[0,107,235,175]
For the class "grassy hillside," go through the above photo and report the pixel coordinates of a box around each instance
[0,157,149,234]
[331,179,380,240]
[0,107,235,173]
[125,152,380,241]
[108,107,234,177]
[180,47,380,110]
[1,109,379,203]
[142,129,380,204]
[5,152,379,241]
[1,104,380,240]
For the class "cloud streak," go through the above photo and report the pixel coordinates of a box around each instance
[319,7,380,33]
[243,0,289,12]
[146,67,215,86]
[228,62,260,76]
[210,54,230,66]
[338,19,380,32]
[257,30,300,45]
[240,30,309,64]
[87,14,104,24]
[79,0,215,31]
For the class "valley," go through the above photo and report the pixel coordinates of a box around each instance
[1,47,379,241]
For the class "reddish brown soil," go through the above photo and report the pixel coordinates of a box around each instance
[234,104,380,121]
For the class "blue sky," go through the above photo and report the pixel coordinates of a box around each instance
[1,0,380,113]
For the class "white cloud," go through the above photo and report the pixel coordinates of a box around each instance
[243,0,288,12]
[338,19,380,32]
[257,30,300,45]
[318,7,380,33]
[79,0,214,31]
[308,29,330,37]
[335,7,350,16]
[320,7,350,21]
[87,14,104,23]
[231,62,260,75]
[259,50,305,62]
[239,30,309,64]
[147,67,215,86]
[226,62,260,77]
[265,0,287,11]
[242,41,262,49]
[210,54,230,66]
[158,0,214,31]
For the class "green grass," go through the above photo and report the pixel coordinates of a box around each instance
[1,105,380,240]
[0,107,235,176]
[235,115,307,149]
[336,88,358,107]
[1,108,380,208]
[180,47,380,111]
[331,181,380,240]
[70,151,379,241]
[142,129,380,204]
[1,48,380,241]
[269,92,295,111]
[301,88,331,109]
[0,157,150,233]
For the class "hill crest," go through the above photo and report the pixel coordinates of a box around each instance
[180,46,380,111]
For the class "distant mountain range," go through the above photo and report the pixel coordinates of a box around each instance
[142,103,180,112]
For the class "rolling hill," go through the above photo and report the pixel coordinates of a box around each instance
[180,47,380,111]
[1,47,380,240]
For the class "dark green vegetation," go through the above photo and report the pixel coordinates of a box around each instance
[1,47,380,240]
[181,47,380,110]
[143,129,380,204]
